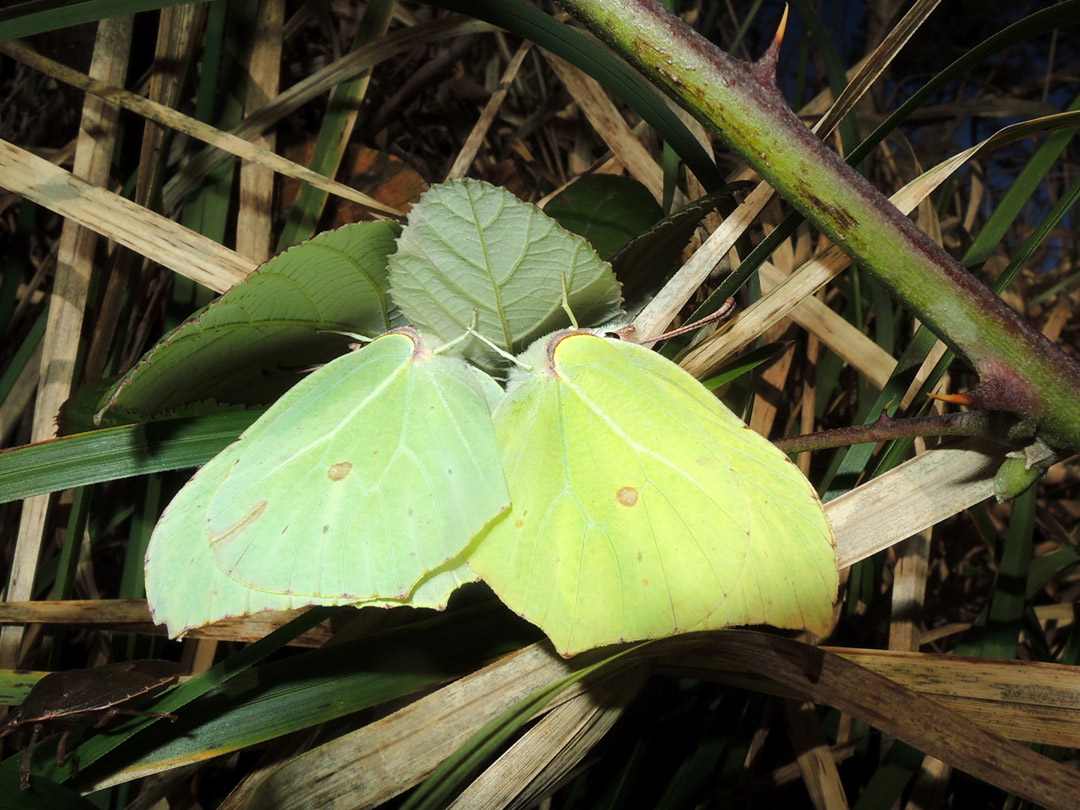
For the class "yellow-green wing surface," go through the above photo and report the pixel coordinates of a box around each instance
[146,329,508,637]
[468,331,837,656]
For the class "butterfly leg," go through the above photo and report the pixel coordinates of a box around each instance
[19,723,43,790]
[55,729,78,778]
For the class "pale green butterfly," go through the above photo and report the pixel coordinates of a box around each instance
[145,328,508,637]
[467,330,838,657]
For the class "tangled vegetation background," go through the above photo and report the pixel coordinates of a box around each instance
[1,0,1080,807]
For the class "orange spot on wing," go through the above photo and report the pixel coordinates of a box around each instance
[328,462,353,481]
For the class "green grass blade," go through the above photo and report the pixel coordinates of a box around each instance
[276,0,395,249]
[955,487,1037,659]
[964,92,1080,270]
[0,0,188,41]
[34,607,338,787]
[0,411,259,504]
[82,609,540,788]
[0,309,45,410]
[678,3,1080,347]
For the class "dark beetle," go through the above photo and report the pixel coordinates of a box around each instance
[0,659,180,789]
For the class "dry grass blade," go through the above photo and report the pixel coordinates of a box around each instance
[679,111,1080,378]
[81,629,1080,797]
[0,598,156,626]
[748,340,794,437]
[103,627,1080,802]
[236,644,585,810]
[666,641,1080,750]
[0,600,332,647]
[889,529,933,652]
[0,339,41,447]
[782,699,849,810]
[0,40,403,219]
[836,649,1080,749]
[661,632,1080,809]
[678,240,849,378]
[545,52,663,199]
[758,261,896,389]
[633,181,774,342]
[445,40,532,181]
[238,0,286,262]
[810,0,941,138]
[0,140,255,292]
[160,15,497,210]
[80,4,207,386]
[828,439,1002,568]
[633,0,938,341]
[447,664,650,810]
[2,17,133,668]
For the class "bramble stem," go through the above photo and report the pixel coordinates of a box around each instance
[773,411,996,455]
[554,0,1080,451]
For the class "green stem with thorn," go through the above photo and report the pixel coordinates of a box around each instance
[553,0,1080,452]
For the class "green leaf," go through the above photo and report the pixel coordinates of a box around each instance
[611,183,747,305]
[98,221,402,420]
[145,330,509,637]
[955,487,1037,660]
[468,332,837,656]
[388,179,623,370]
[544,174,664,261]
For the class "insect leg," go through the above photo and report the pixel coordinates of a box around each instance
[19,723,43,790]
[56,729,77,777]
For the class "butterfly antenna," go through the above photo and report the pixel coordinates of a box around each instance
[311,328,377,350]
[637,298,736,343]
[458,309,531,369]
[435,311,483,355]
[559,274,579,329]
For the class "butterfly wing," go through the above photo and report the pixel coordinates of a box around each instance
[468,332,836,656]
[146,330,508,636]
